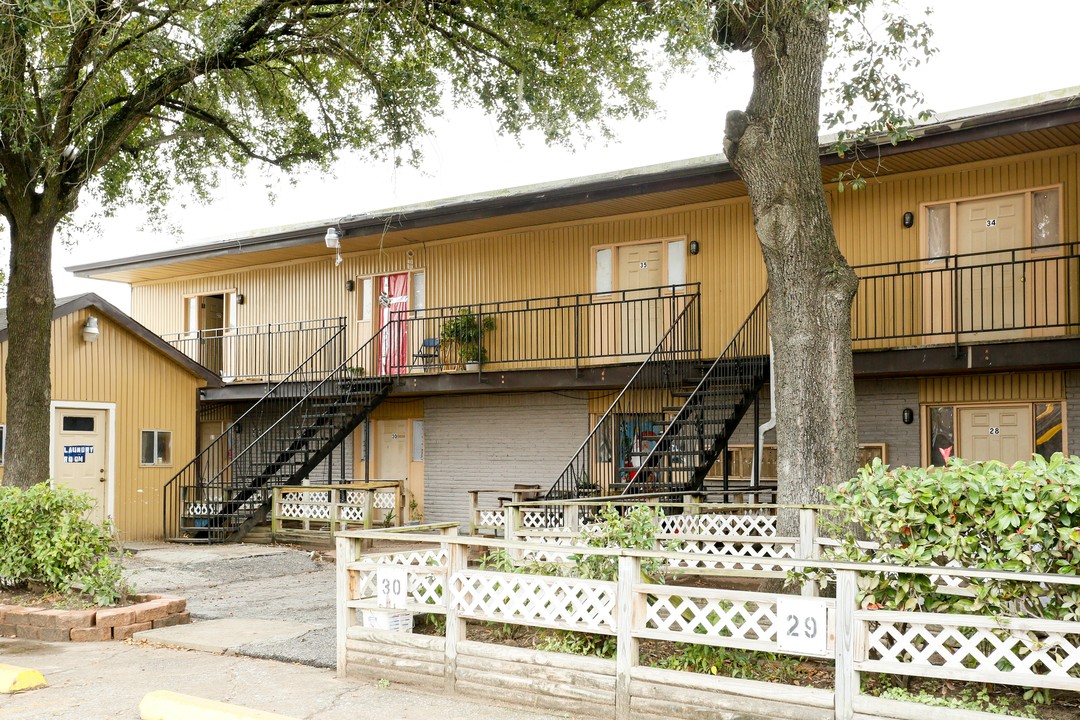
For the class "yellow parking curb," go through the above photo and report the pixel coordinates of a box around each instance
[139,690,299,720]
[0,664,48,694]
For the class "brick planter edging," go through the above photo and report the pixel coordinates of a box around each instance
[0,594,189,642]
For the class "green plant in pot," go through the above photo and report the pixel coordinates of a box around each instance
[440,308,495,370]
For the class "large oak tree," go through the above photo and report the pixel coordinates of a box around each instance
[1,0,928,509]
[0,0,712,487]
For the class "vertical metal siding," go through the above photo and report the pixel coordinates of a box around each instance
[127,146,1078,362]
[0,309,200,541]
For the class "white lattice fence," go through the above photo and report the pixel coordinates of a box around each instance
[355,548,448,607]
[452,570,616,633]
[666,539,797,573]
[658,512,777,537]
[859,609,1080,691]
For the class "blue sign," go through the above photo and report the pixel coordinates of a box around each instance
[63,445,94,463]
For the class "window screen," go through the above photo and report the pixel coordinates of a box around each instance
[1032,189,1060,250]
[926,205,950,262]
[141,430,172,465]
[63,416,95,432]
[411,420,424,462]
[667,240,686,287]
[595,248,612,294]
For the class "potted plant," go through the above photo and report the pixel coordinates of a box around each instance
[440,308,495,371]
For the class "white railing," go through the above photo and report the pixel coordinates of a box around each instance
[271,482,403,539]
[336,527,1080,720]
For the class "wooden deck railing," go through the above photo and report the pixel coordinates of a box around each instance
[270,482,403,541]
[336,511,1080,720]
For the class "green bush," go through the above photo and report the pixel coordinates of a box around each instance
[0,483,127,606]
[817,453,1080,619]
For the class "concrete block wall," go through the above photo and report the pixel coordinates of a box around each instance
[1066,370,1080,457]
[724,378,921,469]
[423,392,590,525]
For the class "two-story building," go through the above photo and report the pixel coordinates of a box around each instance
[71,90,1080,542]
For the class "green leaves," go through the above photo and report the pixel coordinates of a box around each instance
[819,454,1080,620]
[0,483,127,605]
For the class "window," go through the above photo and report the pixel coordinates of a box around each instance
[592,237,692,293]
[923,186,1061,259]
[63,416,95,432]
[928,406,955,466]
[359,277,374,322]
[140,430,172,466]
[1035,402,1063,457]
[411,420,424,462]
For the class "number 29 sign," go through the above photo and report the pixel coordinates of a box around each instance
[775,597,830,657]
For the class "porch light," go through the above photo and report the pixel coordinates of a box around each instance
[81,315,100,343]
[902,408,914,424]
[902,211,915,229]
[324,227,342,249]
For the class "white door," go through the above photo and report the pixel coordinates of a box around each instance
[54,408,110,523]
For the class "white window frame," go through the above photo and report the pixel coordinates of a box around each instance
[140,429,173,467]
[592,236,691,295]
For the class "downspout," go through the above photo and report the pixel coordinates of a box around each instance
[754,339,776,483]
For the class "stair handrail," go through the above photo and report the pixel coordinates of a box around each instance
[163,321,350,497]
[544,294,701,501]
[622,291,769,495]
[202,324,394,486]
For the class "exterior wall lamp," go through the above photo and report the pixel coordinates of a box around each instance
[324,227,342,249]
[81,315,100,343]
[902,407,915,424]
[688,240,700,255]
[902,211,915,229]
[345,279,356,292]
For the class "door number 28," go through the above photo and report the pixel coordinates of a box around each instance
[989,427,1001,435]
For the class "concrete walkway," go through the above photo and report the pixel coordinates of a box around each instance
[0,638,571,720]
[123,542,339,667]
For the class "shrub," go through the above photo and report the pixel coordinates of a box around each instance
[0,483,127,605]
[816,454,1080,619]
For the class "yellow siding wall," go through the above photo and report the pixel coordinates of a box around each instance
[0,309,201,541]
[920,372,1065,404]
[129,145,1079,359]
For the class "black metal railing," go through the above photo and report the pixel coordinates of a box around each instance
[162,323,392,542]
[544,293,701,502]
[624,293,770,496]
[162,317,346,386]
[387,284,700,376]
[853,242,1080,350]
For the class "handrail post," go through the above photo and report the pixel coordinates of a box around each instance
[444,541,468,693]
[834,568,858,720]
[615,555,641,720]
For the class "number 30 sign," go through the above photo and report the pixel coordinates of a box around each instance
[775,597,829,656]
[376,566,408,609]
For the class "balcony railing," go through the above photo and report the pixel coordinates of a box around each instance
[386,283,700,375]
[852,242,1080,351]
[162,317,347,386]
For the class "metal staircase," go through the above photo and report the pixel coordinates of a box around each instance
[546,292,768,502]
[163,326,393,543]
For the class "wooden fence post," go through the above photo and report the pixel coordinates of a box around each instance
[616,555,642,720]
[444,541,468,693]
[363,489,374,531]
[799,507,820,597]
[834,569,858,720]
[564,502,580,532]
[335,534,358,678]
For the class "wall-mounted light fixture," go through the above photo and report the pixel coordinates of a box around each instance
[81,315,100,343]
[345,279,356,292]
[902,407,915,425]
[902,211,915,229]
[688,240,700,255]
[324,227,342,249]
[236,294,245,305]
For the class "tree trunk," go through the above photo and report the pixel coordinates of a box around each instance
[5,217,56,488]
[723,8,858,536]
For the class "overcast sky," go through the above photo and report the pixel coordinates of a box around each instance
[55,1,1080,313]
